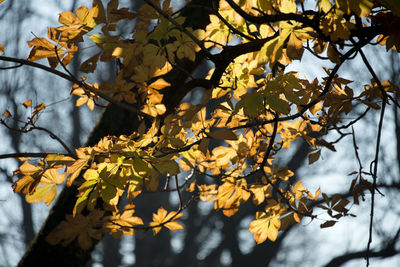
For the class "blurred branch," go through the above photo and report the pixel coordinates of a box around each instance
[323,228,400,267]
[0,117,76,158]
[0,55,153,120]
[0,152,68,160]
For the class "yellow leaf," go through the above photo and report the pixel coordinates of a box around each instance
[149,207,183,235]
[335,0,373,17]
[12,175,36,194]
[22,99,32,108]
[318,0,333,13]
[212,146,237,167]
[59,11,76,25]
[76,6,97,28]
[249,184,271,205]
[89,34,105,44]
[280,0,297,13]
[34,103,46,113]
[18,161,40,174]
[0,44,4,53]
[215,177,250,216]
[197,184,217,201]
[164,221,184,231]
[249,211,281,243]
[107,205,143,237]
[66,158,89,186]
[25,185,54,204]
[45,154,75,164]
[187,180,196,192]
[148,78,171,90]
[3,109,11,118]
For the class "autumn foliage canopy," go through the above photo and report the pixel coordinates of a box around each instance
[2,0,400,253]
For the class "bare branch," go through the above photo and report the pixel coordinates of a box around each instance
[0,55,154,120]
[357,45,387,267]
[0,152,68,160]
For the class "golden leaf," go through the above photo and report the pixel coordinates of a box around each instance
[106,205,143,238]
[3,109,11,118]
[249,211,281,243]
[22,99,32,108]
[148,78,171,90]
[212,146,237,167]
[149,207,183,235]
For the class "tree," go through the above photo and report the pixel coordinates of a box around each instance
[1,0,400,266]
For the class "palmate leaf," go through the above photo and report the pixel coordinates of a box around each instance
[106,205,144,238]
[24,168,66,206]
[249,211,281,243]
[46,210,104,250]
[9,0,400,253]
[149,207,183,235]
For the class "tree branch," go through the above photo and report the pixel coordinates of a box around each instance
[357,46,387,266]
[0,152,68,160]
[0,55,154,120]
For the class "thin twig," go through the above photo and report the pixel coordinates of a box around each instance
[175,175,183,210]
[357,46,387,267]
[0,55,154,120]
[351,126,363,182]
[33,126,75,157]
[0,63,23,70]
[163,174,171,191]
[1,116,76,158]
[0,152,68,159]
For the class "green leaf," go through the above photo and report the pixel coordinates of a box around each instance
[101,182,118,204]
[265,94,290,114]
[237,92,265,118]
[208,129,238,140]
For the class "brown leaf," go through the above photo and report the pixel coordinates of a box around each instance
[320,220,337,228]
[80,53,100,73]
[208,129,238,140]
[286,33,304,60]
[327,44,341,64]
[308,149,321,164]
